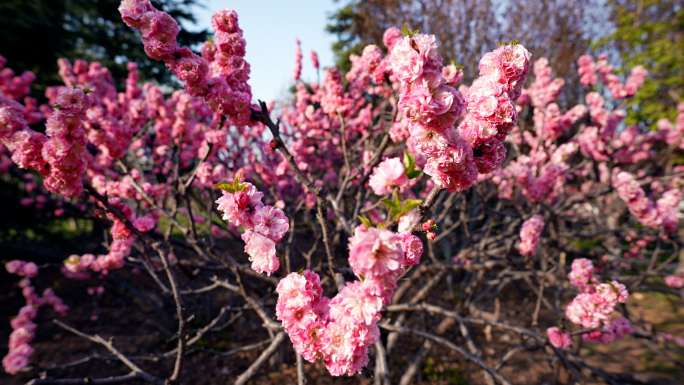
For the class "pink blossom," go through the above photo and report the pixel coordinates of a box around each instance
[215,182,264,228]
[664,275,684,288]
[568,258,596,292]
[241,231,279,275]
[518,215,544,257]
[330,281,382,325]
[401,233,423,267]
[388,36,423,83]
[252,205,289,242]
[368,158,408,195]
[605,317,633,340]
[2,352,29,375]
[133,216,155,232]
[547,327,573,349]
[382,27,403,51]
[348,227,405,279]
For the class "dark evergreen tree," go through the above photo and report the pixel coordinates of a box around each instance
[0,0,208,94]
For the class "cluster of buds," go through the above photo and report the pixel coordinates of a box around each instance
[422,218,437,240]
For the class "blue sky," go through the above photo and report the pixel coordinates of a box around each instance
[187,0,340,104]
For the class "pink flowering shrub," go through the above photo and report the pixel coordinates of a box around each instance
[1,4,684,384]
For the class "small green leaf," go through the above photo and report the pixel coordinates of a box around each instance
[606,281,620,297]
[497,41,505,46]
[393,191,402,207]
[406,170,423,179]
[377,222,387,229]
[83,88,93,94]
[401,23,409,37]
[54,103,63,109]
[359,274,365,281]
[214,181,235,193]
[403,151,416,174]
[298,267,304,274]
[510,40,520,46]
[401,199,423,215]
[381,198,399,213]
[358,216,373,229]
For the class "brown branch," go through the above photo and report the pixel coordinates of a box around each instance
[251,101,344,291]
[379,323,512,385]
[51,320,164,385]
[233,332,286,385]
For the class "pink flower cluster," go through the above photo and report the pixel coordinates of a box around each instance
[65,198,155,275]
[382,27,403,52]
[595,55,647,99]
[293,39,302,81]
[460,44,531,174]
[441,64,463,87]
[276,226,417,376]
[216,181,288,275]
[613,171,681,232]
[546,327,572,349]
[4,262,69,375]
[659,103,684,148]
[577,55,598,87]
[664,275,684,288]
[401,232,424,266]
[526,58,564,108]
[583,317,633,344]
[368,157,408,195]
[518,215,544,257]
[1,82,91,198]
[577,54,648,99]
[3,305,36,374]
[0,84,46,176]
[565,258,631,341]
[388,32,475,192]
[360,45,391,84]
[568,258,596,293]
[566,281,629,329]
[5,260,39,278]
[119,1,252,125]
[0,55,36,101]
[310,50,319,70]
[42,87,91,197]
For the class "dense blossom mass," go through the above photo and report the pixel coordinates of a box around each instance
[1,1,683,382]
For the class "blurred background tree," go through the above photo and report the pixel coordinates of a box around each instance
[595,0,683,128]
[0,0,208,94]
[328,0,608,107]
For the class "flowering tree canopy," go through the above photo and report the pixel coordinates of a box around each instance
[1,1,684,384]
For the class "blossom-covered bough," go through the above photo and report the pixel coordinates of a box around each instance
[2,1,684,383]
